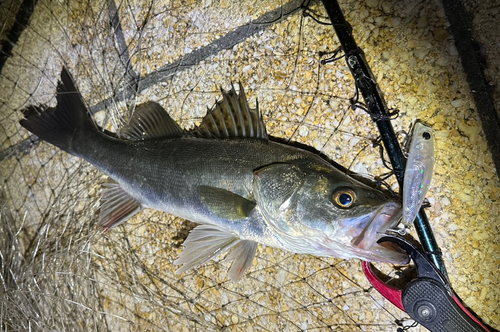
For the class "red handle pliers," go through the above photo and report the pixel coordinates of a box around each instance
[362,234,496,332]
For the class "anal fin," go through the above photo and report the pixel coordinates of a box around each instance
[174,224,258,282]
[98,183,142,231]
[225,240,258,282]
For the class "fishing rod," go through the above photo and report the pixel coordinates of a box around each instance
[319,0,448,278]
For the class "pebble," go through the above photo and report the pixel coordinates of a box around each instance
[408,96,418,105]
[381,2,393,14]
[449,44,459,55]
[398,74,407,85]
[414,48,430,60]
[298,125,309,137]
[329,99,340,109]
[434,130,450,138]
[426,82,439,94]
[366,0,379,8]
[275,269,287,284]
[400,51,410,61]
[458,123,481,143]
[408,57,417,67]
[458,192,472,203]
[435,56,449,66]
[381,51,390,61]
[479,287,488,301]
[353,162,368,174]
[349,137,360,148]
[451,99,463,107]
[417,17,428,28]
[473,231,489,240]
[392,17,401,27]
[94,110,106,124]
[433,27,449,42]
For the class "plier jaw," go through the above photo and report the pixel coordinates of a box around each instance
[362,233,495,332]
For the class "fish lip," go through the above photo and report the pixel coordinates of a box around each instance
[351,201,401,250]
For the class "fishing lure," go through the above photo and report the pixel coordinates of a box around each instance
[402,121,435,227]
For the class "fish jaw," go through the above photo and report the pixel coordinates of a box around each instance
[351,202,401,250]
[330,201,408,264]
[259,200,408,265]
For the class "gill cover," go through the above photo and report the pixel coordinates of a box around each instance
[253,162,333,255]
[253,163,305,231]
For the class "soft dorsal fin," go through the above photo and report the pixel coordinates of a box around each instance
[119,101,185,141]
[194,83,268,140]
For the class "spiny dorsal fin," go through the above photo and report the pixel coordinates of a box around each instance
[193,83,268,140]
[119,101,185,141]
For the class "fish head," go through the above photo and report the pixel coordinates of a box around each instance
[253,161,408,264]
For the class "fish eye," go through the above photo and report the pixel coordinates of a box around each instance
[422,131,431,140]
[333,189,356,208]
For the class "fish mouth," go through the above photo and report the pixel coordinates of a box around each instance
[351,202,401,250]
[336,202,408,264]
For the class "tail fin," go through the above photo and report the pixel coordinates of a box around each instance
[19,67,95,155]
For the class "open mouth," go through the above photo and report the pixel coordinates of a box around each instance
[351,202,401,250]
[339,201,408,264]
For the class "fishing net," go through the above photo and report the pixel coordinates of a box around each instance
[1,0,499,331]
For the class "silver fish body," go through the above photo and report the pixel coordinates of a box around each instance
[402,121,435,226]
[20,68,408,282]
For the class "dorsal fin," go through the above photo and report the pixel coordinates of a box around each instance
[119,101,185,141]
[193,83,268,140]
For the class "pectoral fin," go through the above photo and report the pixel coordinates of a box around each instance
[98,183,142,231]
[198,186,256,220]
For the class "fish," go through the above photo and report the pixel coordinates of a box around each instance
[402,120,435,226]
[20,67,408,282]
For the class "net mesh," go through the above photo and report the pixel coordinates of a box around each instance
[1,0,498,331]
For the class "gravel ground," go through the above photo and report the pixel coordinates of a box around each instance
[0,1,498,331]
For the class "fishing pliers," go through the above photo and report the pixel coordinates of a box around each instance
[363,233,495,332]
